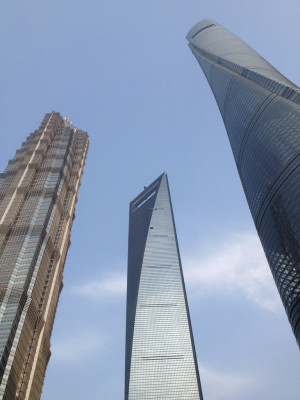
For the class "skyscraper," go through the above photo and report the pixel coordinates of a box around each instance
[187,19,300,346]
[0,112,88,399]
[125,173,203,400]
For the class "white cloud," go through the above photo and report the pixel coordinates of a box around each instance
[184,231,281,312]
[51,332,106,363]
[70,272,126,299]
[71,232,281,311]
[199,362,254,400]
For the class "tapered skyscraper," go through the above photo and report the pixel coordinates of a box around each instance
[125,173,203,400]
[187,19,300,346]
[0,112,88,399]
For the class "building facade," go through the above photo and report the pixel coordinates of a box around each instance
[0,112,89,399]
[125,173,203,400]
[187,19,300,346]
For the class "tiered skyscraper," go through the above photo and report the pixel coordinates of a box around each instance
[125,173,203,400]
[0,112,88,399]
[187,19,300,346]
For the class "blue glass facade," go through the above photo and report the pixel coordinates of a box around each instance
[187,19,300,346]
[125,173,203,400]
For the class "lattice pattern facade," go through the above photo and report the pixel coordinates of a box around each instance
[125,173,203,400]
[187,19,300,346]
[0,112,89,399]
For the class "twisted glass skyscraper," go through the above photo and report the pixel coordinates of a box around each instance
[0,112,88,399]
[187,19,300,346]
[125,173,203,400]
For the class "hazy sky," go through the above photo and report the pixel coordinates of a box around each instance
[1,1,300,399]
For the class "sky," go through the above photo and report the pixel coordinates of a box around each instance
[1,1,300,399]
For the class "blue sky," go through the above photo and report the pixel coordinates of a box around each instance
[1,1,300,399]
